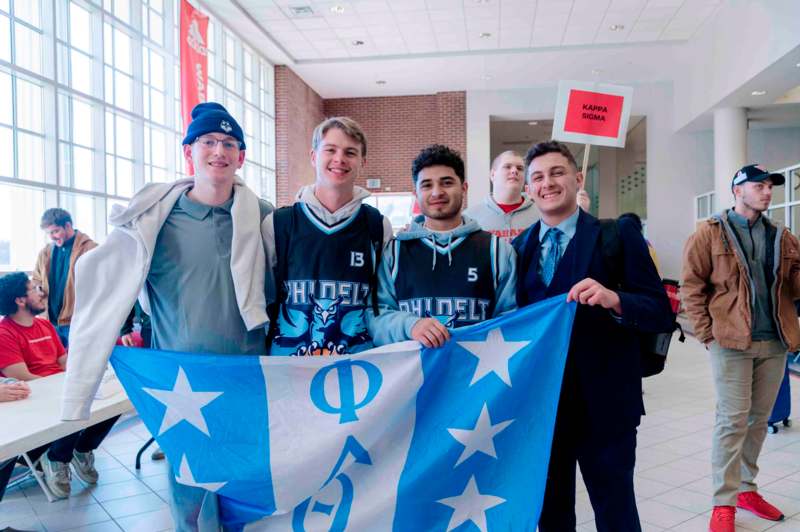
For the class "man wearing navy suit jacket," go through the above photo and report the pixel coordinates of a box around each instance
[512,141,673,532]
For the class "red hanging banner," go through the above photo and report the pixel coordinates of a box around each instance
[180,0,209,132]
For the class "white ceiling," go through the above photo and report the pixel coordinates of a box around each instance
[206,0,800,128]
[233,0,722,62]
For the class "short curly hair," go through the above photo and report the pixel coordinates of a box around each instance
[0,272,29,316]
[411,144,465,184]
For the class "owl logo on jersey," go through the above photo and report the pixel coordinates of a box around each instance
[275,294,370,356]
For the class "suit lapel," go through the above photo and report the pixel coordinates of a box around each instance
[529,221,543,270]
[570,210,601,284]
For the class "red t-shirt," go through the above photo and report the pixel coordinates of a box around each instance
[0,317,66,377]
[497,199,525,214]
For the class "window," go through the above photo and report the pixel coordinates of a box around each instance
[766,165,800,231]
[0,183,46,271]
[0,0,276,272]
[363,194,415,231]
[694,191,714,223]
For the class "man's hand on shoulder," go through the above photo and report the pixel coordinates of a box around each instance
[411,318,450,348]
[0,381,30,402]
[567,277,623,314]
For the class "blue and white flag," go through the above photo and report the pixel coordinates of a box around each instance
[111,295,576,531]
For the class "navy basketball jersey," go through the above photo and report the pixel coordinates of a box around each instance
[271,202,380,356]
[393,231,498,328]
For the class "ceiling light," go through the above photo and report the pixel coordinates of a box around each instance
[474,0,490,3]
[751,90,767,96]
[481,74,493,81]
[528,121,539,126]
[330,5,345,14]
[796,62,800,68]
[609,24,624,31]
[288,5,315,17]
[479,32,492,39]
[591,68,603,75]
[351,40,364,46]
[375,80,387,85]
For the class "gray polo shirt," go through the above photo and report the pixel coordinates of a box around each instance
[145,190,267,355]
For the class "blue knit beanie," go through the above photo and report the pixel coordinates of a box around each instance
[182,102,246,149]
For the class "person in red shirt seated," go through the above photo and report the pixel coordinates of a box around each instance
[0,272,118,500]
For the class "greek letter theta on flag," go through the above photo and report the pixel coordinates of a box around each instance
[111,295,576,530]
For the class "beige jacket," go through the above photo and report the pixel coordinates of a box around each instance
[681,210,800,351]
[31,231,97,326]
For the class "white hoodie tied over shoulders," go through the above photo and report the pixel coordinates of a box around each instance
[61,177,267,420]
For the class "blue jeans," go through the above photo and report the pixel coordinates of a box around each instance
[47,415,119,462]
[167,463,243,532]
[0,458,15,501]
[55,324,70,348]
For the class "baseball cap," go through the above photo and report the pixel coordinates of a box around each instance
[731,164,785,190]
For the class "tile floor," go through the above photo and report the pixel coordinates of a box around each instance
[3,334,800,531]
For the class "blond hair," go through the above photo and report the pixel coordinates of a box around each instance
[311,117,367,157]
[491,150,522,171]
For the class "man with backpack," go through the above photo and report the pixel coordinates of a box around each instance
[682,164,800,532]
[512,140,673,531]
[263,117,392,356]
[369,144,517,347]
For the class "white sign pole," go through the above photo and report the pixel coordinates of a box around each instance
[581,143,591,175]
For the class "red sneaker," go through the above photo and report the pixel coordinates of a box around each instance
[708,506,735,532]
[737,491,784,521]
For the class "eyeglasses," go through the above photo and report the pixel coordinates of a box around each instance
[194,137,242,151]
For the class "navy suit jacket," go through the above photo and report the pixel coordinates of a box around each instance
[512,210,673,435]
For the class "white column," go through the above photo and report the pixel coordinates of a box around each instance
[713,108,747,211]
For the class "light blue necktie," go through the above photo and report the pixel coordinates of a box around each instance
[541,227,562,286]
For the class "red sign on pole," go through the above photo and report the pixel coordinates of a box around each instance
[563,89,625,138]
[552,81,633,148]
[180,0,209,133]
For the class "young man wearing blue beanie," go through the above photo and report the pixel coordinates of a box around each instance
[263,117,392,357]
[60,102,274,531]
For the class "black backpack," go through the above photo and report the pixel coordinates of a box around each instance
[265,204,384,346]
[598,219,684,377]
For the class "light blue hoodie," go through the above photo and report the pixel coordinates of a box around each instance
[369,215,517,346]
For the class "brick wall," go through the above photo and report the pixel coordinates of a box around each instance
[274,65,325,206]
[324,92,466,195]
[274,66,466,206]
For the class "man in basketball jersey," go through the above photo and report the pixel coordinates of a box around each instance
[369,144,517,348]
[263,117,393,356]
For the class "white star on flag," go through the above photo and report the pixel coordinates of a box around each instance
[438,475,506,532]
[143,366,223,436]
[457,327,530,387]
[175,454,226,492]
[448,403,514,466]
